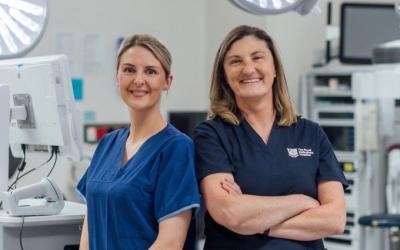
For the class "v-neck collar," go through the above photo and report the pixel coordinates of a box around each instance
[118,124,170,170]
[242,117,280,153]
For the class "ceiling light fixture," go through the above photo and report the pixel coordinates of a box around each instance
[230,0,320,15]
[0,0,47,59]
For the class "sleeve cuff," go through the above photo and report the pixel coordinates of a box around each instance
[75,188,87,204]
[157,203,200,223]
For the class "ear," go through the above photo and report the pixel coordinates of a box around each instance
[115,74,123,95]
[116,78,121,90]
[163,74,173,91]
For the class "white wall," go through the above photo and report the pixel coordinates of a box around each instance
[29,0,208,123]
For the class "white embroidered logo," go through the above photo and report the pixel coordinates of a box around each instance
[287,148,314,158]
[287,148,299,158]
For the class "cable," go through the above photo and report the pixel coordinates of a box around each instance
[0,146,58,210]
[19,216,25,250]
[11,144,27,190]
[7,148,54,191]
[46,146,59,177]
[0,145,26,209]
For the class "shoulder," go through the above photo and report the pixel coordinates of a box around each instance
[290,117,319,128]
[283,117,321,133]
[276,118,325,145]
[103,126,128,140]
[96,126,129,149]
[157,125,195,163]
[194,116,233,136]
[161,124,194,149]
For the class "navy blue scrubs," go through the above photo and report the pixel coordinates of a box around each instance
[77,124,200,250]
[194,116,348,250]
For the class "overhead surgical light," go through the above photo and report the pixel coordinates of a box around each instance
[229,0,320,15]
[0,0,47,59]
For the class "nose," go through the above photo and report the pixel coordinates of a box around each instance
[133,73,145,86]
[242,59,256,75]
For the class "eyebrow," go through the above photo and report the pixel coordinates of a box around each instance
[251,51,266,56]
[225,55,241,61]
[225,50,267,60]
[120,63,161,69]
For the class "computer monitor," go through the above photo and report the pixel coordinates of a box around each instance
[168,111,208,139]
[0,55,83,192]
[339,3,400,64]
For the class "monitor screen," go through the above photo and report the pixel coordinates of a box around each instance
[339,3,400,64]
[169,112,208,138]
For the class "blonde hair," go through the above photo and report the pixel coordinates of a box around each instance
[116,34,172,78]
[210,25,298,126]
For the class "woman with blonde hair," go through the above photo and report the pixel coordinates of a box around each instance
[77,34,200,250]
[194,25,348,250]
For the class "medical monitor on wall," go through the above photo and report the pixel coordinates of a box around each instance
[169,112,208,138]
[0,55,83,162]
[339,3,400,64]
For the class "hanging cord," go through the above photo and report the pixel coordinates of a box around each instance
[46,146,59,177]
[19,216,25,250]
[10,144,27,190]
[0,145,26,210]
[0,146,56,210]
[7,147,55,191]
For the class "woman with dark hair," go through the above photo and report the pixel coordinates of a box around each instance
[77,34,200,250]
[194,25,348,249]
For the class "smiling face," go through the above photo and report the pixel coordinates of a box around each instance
[117,46,172,112]
[223,35,276,105]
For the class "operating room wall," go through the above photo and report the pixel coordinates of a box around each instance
[17,0,210,200]
[14,0,272,201]
[12,0,396,201]
[28,0,208,122]
[14,0,270,201]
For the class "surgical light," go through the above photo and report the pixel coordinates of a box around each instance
[0,0,47,59]
[229,0,320,15]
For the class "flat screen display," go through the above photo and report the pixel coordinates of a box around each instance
[340,3,400,64]
[169,112,207,138]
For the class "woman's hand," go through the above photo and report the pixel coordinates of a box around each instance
[220,178,319,210]
[221,177,242,195]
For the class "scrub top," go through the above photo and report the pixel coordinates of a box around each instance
[194,116,348,250]
[77,124,200,250]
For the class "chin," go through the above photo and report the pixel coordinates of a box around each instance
[239,90,268,98]
[129,101,160,112]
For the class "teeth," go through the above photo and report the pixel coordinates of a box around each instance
[241,79,261,84]
[129,90,148,96]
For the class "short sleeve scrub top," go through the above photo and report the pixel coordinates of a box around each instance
[77,124,200,250]
[194,117,348,250]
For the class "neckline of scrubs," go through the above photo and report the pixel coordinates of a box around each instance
[242,117,280,153]
[118,123,170,170]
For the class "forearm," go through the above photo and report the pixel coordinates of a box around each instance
[269,203,346,241]
[149,210,191,250]
[79,215,89,250]
[149,241,183,250]
[212,194,317,235]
